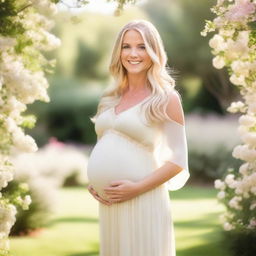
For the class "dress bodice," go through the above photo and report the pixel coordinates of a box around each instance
[95,98,163,151]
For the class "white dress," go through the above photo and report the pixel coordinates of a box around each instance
[87,96,189,256]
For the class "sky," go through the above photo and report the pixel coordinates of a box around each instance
[57,0,147,15]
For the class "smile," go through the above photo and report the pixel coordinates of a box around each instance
[128,61,141,65]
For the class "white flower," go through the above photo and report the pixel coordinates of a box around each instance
[227,101,246,113]
[225,32,250,60]
[219,28,235,37]
[230,74,246,86]
[0,171,14,189]
[248,103,256,113]
[232,144,256,162]
[22,195,32,210]
[213,16,225,27]
[239,162,249,175]
[217,191,226,199]
[225,174,236,186]
[5,117,17,133]
[228,196,242,210]
[209,34,226,52]
[231,60,250,77]
[12,128,38,153]
[237,125,248,136]
[235,187,243,194]
[212,56,226,69]
[215,179,226,190]
[223,222,234,231]
[239,114,256,126]
[241,132,256,146]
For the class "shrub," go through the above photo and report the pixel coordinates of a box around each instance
[186,112,243,181]
[6,139,88,235]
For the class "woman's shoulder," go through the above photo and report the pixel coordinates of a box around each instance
[165,89,185,126]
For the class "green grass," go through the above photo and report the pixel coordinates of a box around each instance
[10,185,230,256]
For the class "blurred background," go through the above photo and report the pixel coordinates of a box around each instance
[9,0,243,255]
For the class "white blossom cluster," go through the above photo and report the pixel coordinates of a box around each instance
[4,141,89,237]
[0,0,60,253]
[202,0,256,232]
[0,204,17,252]
[11,140,89,188]
[215,163,256,230]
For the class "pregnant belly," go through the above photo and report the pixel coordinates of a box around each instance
[87,131,156,200]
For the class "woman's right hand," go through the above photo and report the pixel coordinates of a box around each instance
[87,184,112,206]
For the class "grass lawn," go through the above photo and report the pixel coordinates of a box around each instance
[10,185,230,256]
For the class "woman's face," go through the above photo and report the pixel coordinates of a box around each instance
[120,29,152,75]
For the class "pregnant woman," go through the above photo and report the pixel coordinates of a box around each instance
[87,19,190,256]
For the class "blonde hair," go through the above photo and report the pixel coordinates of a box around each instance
[91,19,180,125]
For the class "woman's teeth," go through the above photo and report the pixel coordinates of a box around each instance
[129,61,141,65]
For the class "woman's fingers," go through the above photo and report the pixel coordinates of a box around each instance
[88,185,97,196]
[94,194,112,205]
[87,185,112,206]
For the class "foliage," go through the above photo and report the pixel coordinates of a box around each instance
[27,76,101,145]
[143,0,239,111]
[2,179,56,236]
[224,230,256,256]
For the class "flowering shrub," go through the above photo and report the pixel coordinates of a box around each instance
[202,0,256,254]
[0,0,61,254]
[1,138,88,236]
[12,138,88,188]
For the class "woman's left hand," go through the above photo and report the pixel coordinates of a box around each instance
[103,180,141,203]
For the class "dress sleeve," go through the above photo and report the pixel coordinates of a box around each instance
[162,118,190,191]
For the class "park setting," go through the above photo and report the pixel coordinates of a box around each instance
[0,0,255,256]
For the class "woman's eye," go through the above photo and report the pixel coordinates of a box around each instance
[122,45,129,49]
[139,46,146,49]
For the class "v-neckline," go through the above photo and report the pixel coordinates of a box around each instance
[113,95,151,116]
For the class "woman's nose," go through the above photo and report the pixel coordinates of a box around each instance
[130,48,138,57]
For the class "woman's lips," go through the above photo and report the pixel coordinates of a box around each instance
[128,60,142,65]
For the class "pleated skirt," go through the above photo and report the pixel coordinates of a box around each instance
[98,183,175,256]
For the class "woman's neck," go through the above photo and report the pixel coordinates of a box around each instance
[126,73,149,92]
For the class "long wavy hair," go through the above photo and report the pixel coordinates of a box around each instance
[91,19,181,125]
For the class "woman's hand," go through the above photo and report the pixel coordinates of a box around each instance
[104,180,141,203]
[87,184,113,206]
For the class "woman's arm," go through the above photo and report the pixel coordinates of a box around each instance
[136,90,185,194]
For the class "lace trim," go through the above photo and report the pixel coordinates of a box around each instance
[103,128,154,152]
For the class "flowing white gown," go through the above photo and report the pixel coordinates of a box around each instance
[87,95,189,256]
